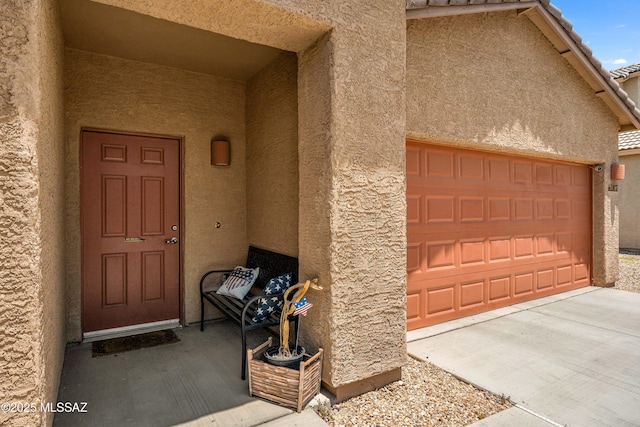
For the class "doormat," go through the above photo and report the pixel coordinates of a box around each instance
[92,329,180,357]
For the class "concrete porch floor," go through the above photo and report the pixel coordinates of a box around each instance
[54,320,327,427]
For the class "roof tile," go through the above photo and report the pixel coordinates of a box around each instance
[547,3,562,20]
[619,130,640,151]
[624,98,637,110]
[610,63,640,80]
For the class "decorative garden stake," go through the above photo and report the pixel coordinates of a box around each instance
[264,278,321,366]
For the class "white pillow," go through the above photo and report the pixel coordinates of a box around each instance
[216,266,260,300]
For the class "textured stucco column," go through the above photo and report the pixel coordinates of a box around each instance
[0,1,66,426]
[297,5,407,399]
[592,154,621,286]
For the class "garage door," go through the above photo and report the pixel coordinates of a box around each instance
[406,141,591,330]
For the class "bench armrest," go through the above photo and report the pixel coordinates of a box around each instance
[241,294,267,326]
[199,269,233,294]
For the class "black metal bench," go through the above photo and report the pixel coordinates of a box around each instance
[199,246,299,379]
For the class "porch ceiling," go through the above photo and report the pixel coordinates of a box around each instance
[59,0,284,81]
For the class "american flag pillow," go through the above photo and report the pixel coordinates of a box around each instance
[216,266,260,300]
[251,273,293,323]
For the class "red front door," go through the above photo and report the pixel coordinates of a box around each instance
[81,130,181,333]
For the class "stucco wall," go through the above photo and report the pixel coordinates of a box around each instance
[74,0,408,393]
[246,52,299,256]
[618,78,639,250]
[36,2,67,426]
[618,154,640,249]
[64,49,248,339]
[407,11,620,285]
[297,34,336,381]
[0,0,66,426]
[91,0,331,53]
[620,77,640,106]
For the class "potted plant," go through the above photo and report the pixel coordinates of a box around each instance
[263,278,321,368]
[247,278,324,412]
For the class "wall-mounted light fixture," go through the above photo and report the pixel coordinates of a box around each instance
[611,163,625,181]
[211,139,230,166]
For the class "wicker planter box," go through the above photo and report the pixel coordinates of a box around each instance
[247,337,323,412]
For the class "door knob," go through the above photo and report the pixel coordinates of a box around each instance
[165,237,178,244]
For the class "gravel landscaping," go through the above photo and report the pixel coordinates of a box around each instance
[616,252,640,294]
[316,357,511,427]
[316,253,639,426]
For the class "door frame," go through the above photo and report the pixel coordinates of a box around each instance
[79,127,186,334]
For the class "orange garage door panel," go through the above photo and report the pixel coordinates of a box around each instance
[406,141,591,330]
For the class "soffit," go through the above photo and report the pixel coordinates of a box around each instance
[406,0,640,131]
[59,0,283,81]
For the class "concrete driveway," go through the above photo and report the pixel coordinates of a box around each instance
[407,287,640,427]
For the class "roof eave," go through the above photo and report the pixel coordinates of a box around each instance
[406,2,539,19]
[619,147,640,156]
[614,71,640,83]
[522,5,640,130]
